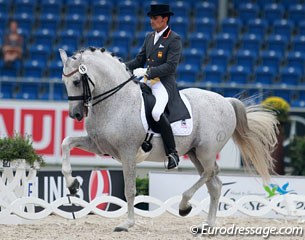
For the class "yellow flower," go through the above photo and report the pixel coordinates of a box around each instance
[262,97,290,123]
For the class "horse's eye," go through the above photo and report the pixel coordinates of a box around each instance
[73,79,81,87]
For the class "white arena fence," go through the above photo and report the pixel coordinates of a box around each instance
[0,162,305,223]
[0,159,39,219]
[1,194,305,221]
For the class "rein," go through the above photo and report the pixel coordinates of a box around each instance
[92,75,135,106]
[63,64,135,111]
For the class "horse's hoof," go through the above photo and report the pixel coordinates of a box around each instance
[179,205,192,217]
[68,179,80,195]
[113,227,128,232]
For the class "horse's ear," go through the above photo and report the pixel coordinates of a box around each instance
[59,49,68,64]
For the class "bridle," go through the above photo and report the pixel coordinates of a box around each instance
[63,64,135,116]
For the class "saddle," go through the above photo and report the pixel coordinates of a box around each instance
[139,82,191,133]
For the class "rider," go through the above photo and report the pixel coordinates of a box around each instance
[126,4,182,169]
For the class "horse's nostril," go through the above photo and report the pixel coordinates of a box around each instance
[75,113,83,121]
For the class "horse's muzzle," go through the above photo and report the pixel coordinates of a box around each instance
[69,111,83,121]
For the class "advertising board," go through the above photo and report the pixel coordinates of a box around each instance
[0,100,241,168]
[2,101,305,169]
[149,172,305,218]
[35,169,125,211]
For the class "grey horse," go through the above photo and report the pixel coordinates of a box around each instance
[59,47,278,232]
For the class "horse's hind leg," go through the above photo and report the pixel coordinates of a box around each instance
[179,174,206,216]
[179,150,203,215]
[62,136,101,194]
[206,175,222,227]
[179,150,218,217]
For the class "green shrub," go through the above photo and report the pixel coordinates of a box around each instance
[0,134,45,167]
[288,136,305,176]
[136,177,149,195]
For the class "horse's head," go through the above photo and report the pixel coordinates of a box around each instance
[59,47,135,121]
[59,49,96,121]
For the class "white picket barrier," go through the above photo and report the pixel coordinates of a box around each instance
[1,161,305,223]
[0,194,305,222]
[0,160,39,224]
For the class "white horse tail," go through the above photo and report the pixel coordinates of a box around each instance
[228,98,279,182]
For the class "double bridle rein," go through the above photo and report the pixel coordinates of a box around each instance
[63,64,135,116]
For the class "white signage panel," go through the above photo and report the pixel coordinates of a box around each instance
[149,172,305,218]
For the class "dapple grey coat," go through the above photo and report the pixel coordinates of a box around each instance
[59,48,278,232]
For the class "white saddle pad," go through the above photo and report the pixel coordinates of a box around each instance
[140,93,193,136]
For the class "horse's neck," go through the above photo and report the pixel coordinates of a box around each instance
[90,58,141,118]
[90,53,130,90]
[91,81,141,127]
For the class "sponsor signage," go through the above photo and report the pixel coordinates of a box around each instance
[0,101,116,166]
[1,101,305,169]
[34,170,125,211]
[0,100,242,169]
[149,172,305,218]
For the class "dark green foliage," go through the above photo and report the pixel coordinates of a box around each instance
[0,134,45,167]
[288,136,305,176]
[136,177,149,196]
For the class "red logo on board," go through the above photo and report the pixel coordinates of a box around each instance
[20,109,55,154]
[0,109,15,136]
[89,170,111,210]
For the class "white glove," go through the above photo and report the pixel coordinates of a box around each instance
[133,68,147,78]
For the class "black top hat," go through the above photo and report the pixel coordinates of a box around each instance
[147,4,174,17]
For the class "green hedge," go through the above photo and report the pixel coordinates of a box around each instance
[0,134,45,167]
[136,177,149,195]
[288,136,305,176]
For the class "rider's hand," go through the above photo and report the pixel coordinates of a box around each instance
[133,68,147,78]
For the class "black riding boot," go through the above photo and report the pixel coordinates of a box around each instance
[158,114,180,169]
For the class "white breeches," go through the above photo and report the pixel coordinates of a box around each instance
[151,81,169,122]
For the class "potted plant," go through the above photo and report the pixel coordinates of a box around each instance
[288,136,305,176]
[262,96,290,175]
[0,134,45,217]
[0,134,44,168]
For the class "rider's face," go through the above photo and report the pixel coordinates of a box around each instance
[150,16,168,32]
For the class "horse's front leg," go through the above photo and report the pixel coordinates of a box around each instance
[114,157,137,232]
[62,136,101,194]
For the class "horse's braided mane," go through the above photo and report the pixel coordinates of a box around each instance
[71,46,129,72]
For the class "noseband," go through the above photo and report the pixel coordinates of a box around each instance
[63,64,135,116]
